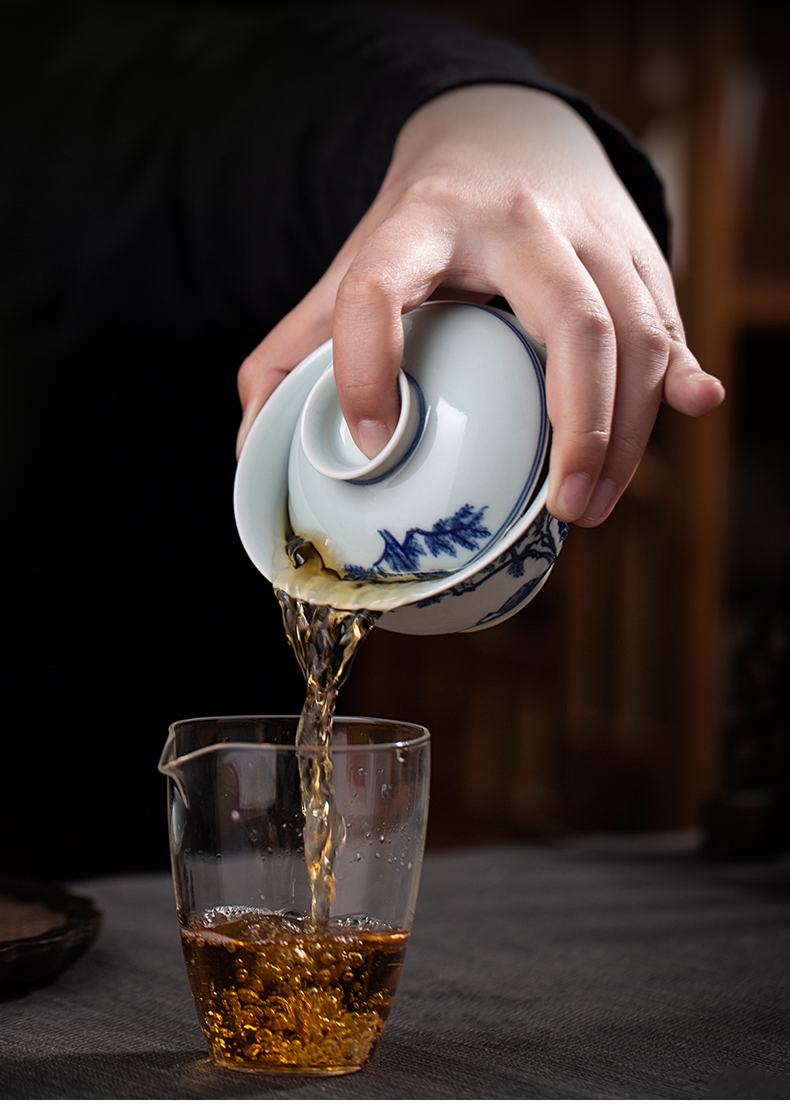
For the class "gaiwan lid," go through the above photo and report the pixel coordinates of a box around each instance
[287,301,549,582]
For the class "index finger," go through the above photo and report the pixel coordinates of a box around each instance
[331,209,455,458]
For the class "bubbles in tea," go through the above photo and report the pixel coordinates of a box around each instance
[181,908,408,1073]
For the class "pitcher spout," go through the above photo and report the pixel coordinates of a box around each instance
[158,715,305,807]
[157,721,192,806]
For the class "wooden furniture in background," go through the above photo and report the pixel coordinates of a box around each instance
[343,0,790,848]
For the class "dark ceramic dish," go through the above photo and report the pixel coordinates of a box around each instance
[0,878,101,993]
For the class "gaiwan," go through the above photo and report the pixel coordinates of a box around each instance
[234,301,569,635]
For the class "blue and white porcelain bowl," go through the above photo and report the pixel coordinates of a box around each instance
[288,302,548,580]
[234,301,569,635]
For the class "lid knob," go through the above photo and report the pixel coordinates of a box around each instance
[299,366,425,484]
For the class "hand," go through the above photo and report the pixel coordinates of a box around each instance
[236,84,724,526]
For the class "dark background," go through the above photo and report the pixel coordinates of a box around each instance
[2,0,788,880]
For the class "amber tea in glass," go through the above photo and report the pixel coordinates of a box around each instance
[159,716,430,1075]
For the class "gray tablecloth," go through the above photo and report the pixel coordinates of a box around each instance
[2,834,790,1099]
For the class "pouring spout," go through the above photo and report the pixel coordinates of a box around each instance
[157,724,177,777]
[158,715,296,802]
[158,722,191,807]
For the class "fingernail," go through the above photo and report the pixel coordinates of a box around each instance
[556,472,592,520]
[356,419,392,460]
[582,477,618,523]
[690,369,722,384]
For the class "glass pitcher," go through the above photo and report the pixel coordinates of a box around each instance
[158,714,430,1075]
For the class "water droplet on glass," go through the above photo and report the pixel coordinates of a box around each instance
[230,809,240,822]
[381,783,390,799]
[354,852,362,862]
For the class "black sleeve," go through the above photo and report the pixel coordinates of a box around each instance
[2,0,668,353]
